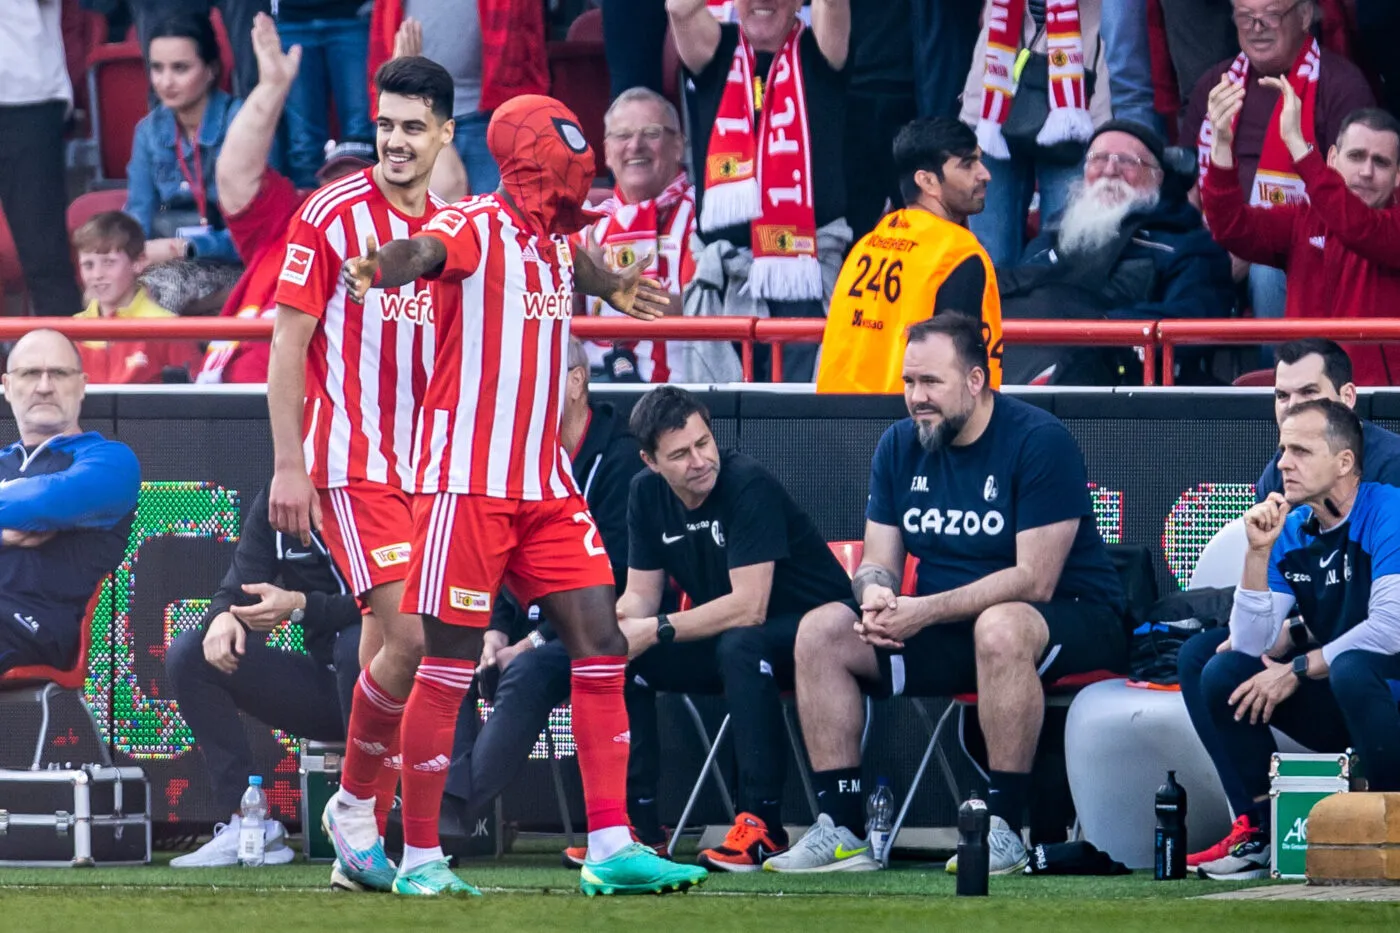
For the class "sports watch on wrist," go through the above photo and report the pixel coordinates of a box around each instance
[656,613,676,645]
[288,595,305,625]
[1292,654,1310,681]
[527,629,547,649]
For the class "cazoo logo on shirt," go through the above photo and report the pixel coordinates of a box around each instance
[904,507,1005,537]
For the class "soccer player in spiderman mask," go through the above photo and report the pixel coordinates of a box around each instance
[339,95,705,897]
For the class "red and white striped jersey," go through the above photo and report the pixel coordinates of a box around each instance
[274,168,445,491]
[414,194,582,500]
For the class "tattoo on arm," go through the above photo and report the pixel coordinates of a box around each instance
[377,237,447,289]
[573,247,619,299]
[852,563,899,604]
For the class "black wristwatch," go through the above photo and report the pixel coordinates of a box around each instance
[1292,654,1311,681]
[656,613,676,645]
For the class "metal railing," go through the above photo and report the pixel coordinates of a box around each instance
[10,316,1400,386]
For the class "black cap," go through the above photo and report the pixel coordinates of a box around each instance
[1090,120,1167,170]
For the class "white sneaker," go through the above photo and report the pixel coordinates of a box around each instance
[761,814,881,873]
[944,816,1029,876]
[171,816,296,867]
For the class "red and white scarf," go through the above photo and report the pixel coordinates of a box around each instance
[1197,38,1320,208]
[977,0,1093,161]
[585,174,696,382]
[706,0,735,21]
[701,22,821,301]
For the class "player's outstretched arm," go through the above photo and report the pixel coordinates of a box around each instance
[341,234,448,301]
[575,248,669,321]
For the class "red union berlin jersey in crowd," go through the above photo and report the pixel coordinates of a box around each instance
[412,194,583,500]
[274,167,446,490]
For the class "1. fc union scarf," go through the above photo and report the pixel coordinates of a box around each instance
[977,0,1092,160]
[701,22,821,300]
[1197,38,1320,207]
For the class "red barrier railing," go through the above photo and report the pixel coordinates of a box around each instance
[1156,319,1400,386]
[10,317,1400,386]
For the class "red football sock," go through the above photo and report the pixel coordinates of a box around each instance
[570,656,630,832]
[341,669,405,801]
[399,657,474,849]
[372,727,401,837]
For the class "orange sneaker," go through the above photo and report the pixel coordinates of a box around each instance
[697,813,787,873]
[1187,813,1257,868]
[562,826,669,868]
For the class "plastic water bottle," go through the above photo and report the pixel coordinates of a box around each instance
[956,797,990,896]
[1154,770,1188,880]
[238,776,267,867]
[866,777,894,863]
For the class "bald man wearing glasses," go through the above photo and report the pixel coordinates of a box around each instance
[0,329,139,675]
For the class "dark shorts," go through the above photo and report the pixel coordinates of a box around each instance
[0,603,77,675]
[836,598,1127,699]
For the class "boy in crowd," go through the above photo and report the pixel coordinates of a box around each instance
[71,211,200,384]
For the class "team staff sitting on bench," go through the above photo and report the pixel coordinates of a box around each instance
[615,386,853,871]
[773,313,1127,875]
[166,484,364,868]
[1183,400,1400,880]
[1177,338,1400,873]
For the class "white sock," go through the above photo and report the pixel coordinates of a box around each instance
[400,844,444,872]
[335,788,376,809]
[587,825,633,862]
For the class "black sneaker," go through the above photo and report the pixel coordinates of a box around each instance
[1196,832,1270,880]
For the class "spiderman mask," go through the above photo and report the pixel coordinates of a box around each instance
[488,95,600,236]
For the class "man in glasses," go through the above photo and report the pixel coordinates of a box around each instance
[0,329,140,676]
[1181,0,1374,331]
[579,88,696,383]
[997,120,1234,385]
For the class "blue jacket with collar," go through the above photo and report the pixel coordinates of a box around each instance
[0,432,140,661]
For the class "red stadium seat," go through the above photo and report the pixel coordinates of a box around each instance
[1,586,109,770]
[66,188,130,237]
[87,40,146,181]
[827,540,862,576]
[566,7,603,42]
[1232,368,1275,387]
[548,39,610,176]
[1,587,104,691]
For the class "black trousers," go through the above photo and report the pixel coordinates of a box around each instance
[1355,0,1400,119]
[627,614,801,813]
[601,0,670,101]
[0,102,82,317]
[445,640,573,812]
[131,0,270,99]
[843,90,918,242]
[166,626,359,815]
[1190,638,1400,818]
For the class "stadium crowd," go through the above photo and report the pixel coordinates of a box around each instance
[0,0,1399,897]
[1,0,1398,385]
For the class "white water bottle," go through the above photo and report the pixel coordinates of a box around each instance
[866,777,894,863]
[237,775,267,867]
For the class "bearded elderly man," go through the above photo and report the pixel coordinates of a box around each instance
[996,120,1234,385]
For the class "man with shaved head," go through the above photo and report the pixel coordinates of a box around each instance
[0,329,140,674]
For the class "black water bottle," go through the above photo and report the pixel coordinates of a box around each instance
[1154,770,1188,880]
[956,797,990,896]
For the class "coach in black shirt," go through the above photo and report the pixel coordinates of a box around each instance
[618,385,851,872]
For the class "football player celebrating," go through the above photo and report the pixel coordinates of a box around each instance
[340,95,703,897]
[267,56,453,892]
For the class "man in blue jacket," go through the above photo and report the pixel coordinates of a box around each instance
[996,120,1235,385]
[0,329,140,674]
